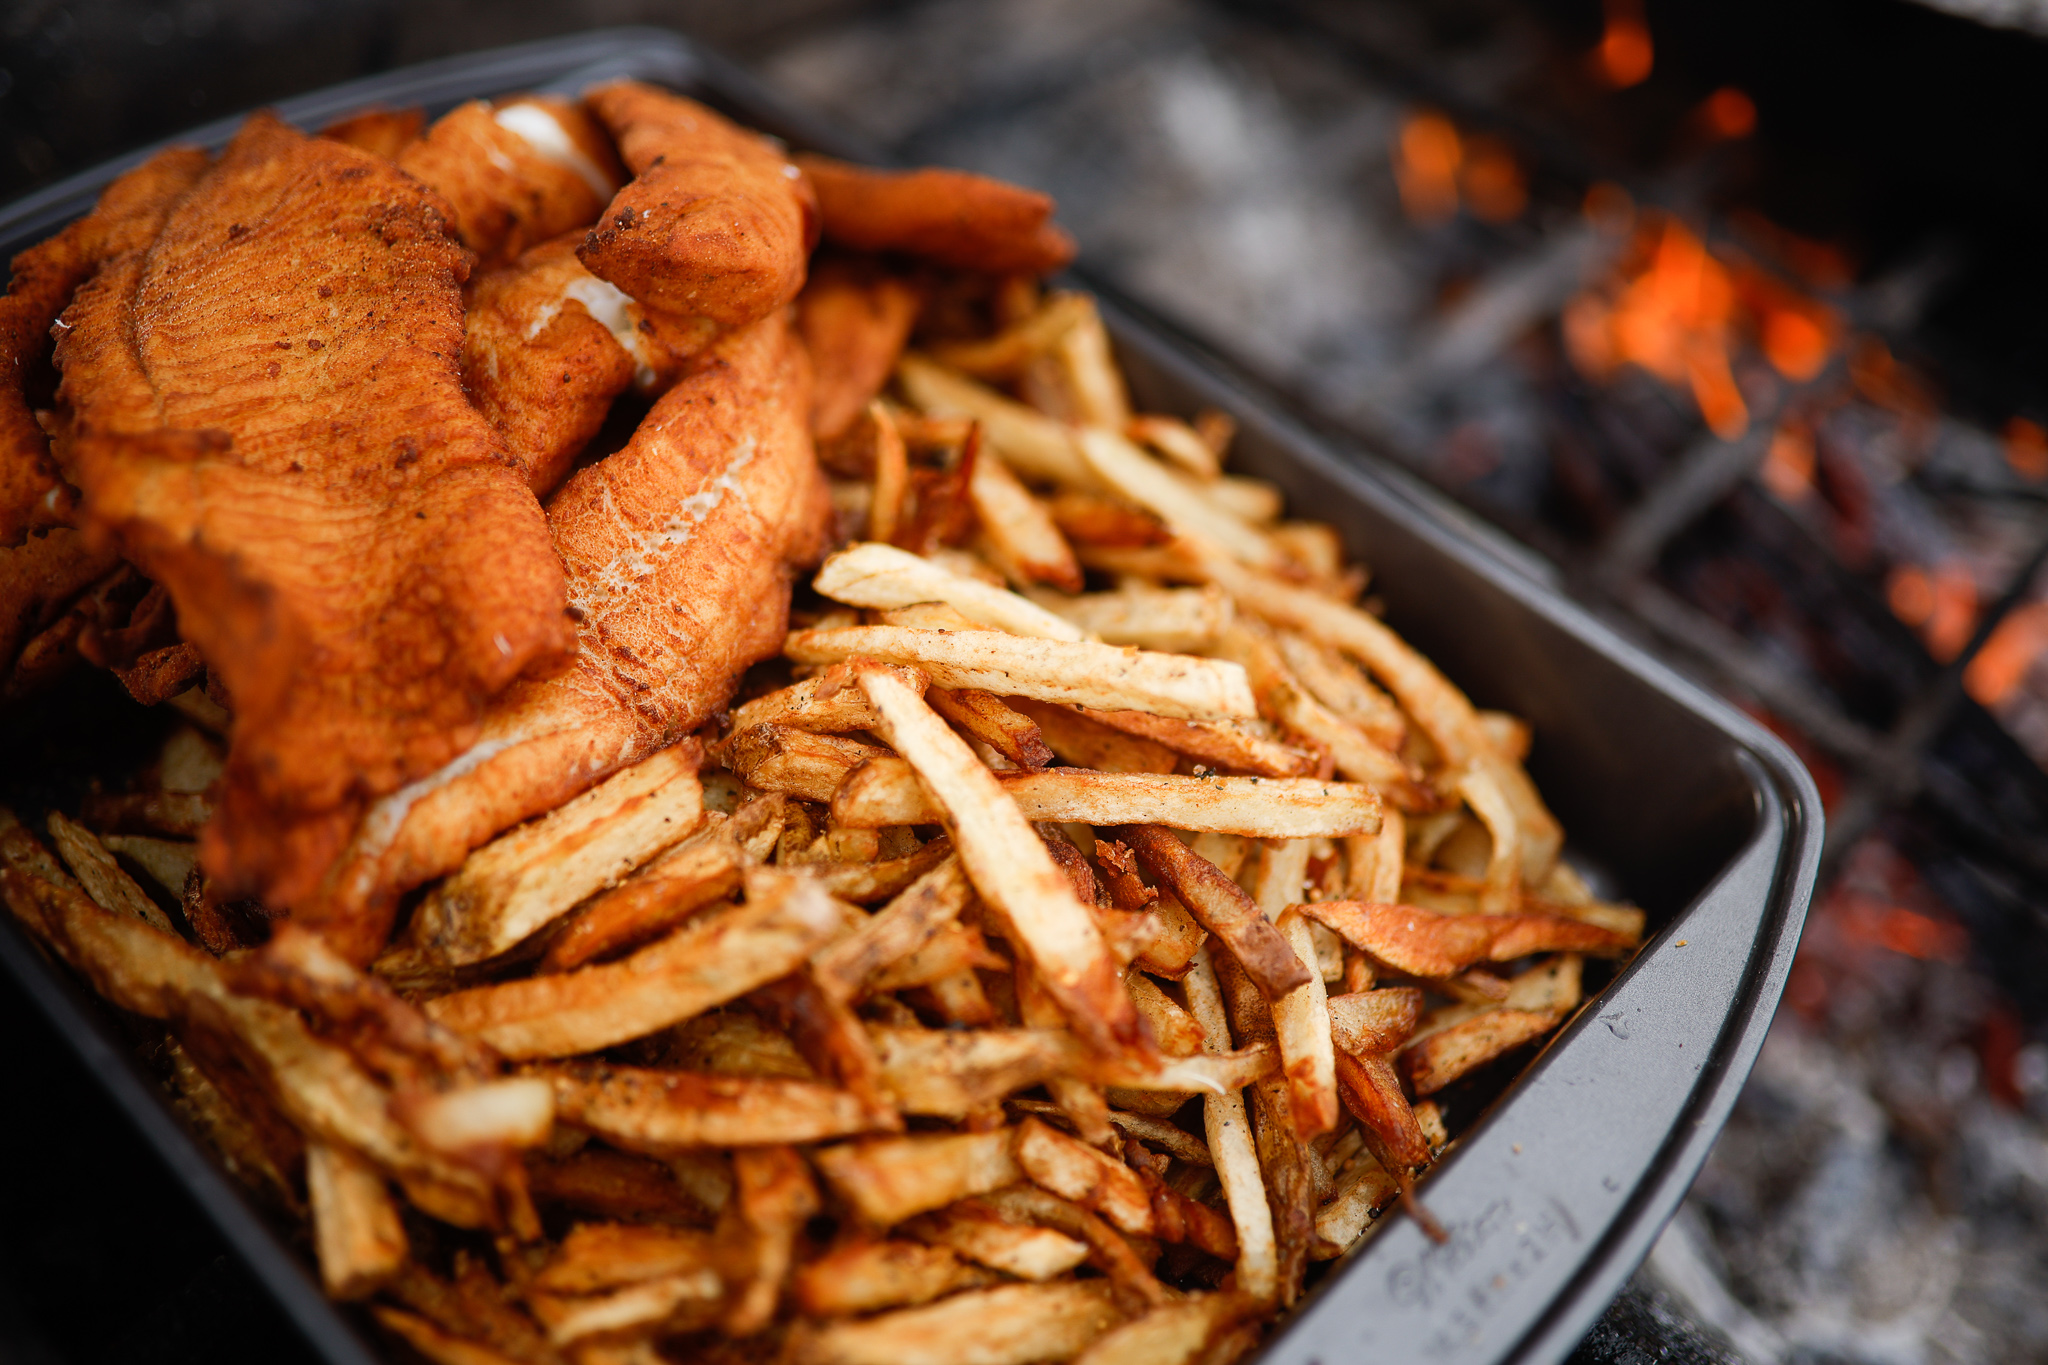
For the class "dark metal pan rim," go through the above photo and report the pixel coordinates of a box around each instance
[0,27,1822,1365]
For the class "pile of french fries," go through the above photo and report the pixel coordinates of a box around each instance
[0,283,1644,1365]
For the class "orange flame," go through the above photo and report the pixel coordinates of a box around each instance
[1760,423,1815,501]
[1592,0,1653,88]
[1460,135,1527,223]
[1966,601,2048,706]
[1696,87,1757,140]
[1887,561,1979,663]
[1835,894,1969,962]
[2004,417,2048,480]
[1395,112,1462,223]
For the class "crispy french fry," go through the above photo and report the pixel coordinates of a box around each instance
[928,687,1053,769]
[1072,1292,1264,1365]
[540,817,743,973]
[903,1201,1090,1280]
[856,666,1142,1058]
[727,724,889,804]
[1126,415,1222,482]
[790,1279,1123,1365]
[1204,477,1284,526]
[1180,947,1278,1303]
[533,1223,720,1295]
[927,292,1093,378]
[1118,825,1309,1002]
[307,1140,407,1300]
[1106,1111,1212,1166]
[527,1268,723,1346]
[539,1062,881,1151]
[1334,1048,1430,1178]
[1073,706,1318,778]
[800,836,954,905]
[1401,1008,1559,1095]
[814,1130,1023,1225]
[1192,545,1563,880]
[1208,950,1313,1304]
[424,870,847,1059]
[1455,767,1522,914]
[872,1026,1065,1118]
[815,542,1087,640]
[1013,1117,1235,1259]
[897,354,1096,489]
[729,662,912,734]
[1254,842,1338,1140]
[1008,699,1178,774]
[1077,428,1276,567]
[1299,900,1631,979]
[835,765,1380,840]
[1311,1149,1399,1258]
[790,625,1255,722]
[1126,972,1206,1056]
[968,449,1083,591]
[1216,619,1414,795]
[98,833,198,900]
[1048,491,1172,547]
[47,811,175,931]
[1030,585,1229,653]
[726,1145,820,1335]
[1273,629,1405,753]
[871,402,910,545]
[407,744,704,967]
[794,1239,993,1317]
[371,1306,530,1365]
[526,1146,708,1225]
[811,855,972,1002]
[1327,988,1423,1056]
[870,920,1005,993]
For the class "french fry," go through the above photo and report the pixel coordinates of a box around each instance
[726,724,889,804]
[1273,629,1406,753]
[1125,415,1222,482]
[1180,947,1278,1303]
[1253,841,1338,1139]
[1478,709,1532,762]
[1216,619,1415,795]
[870,402,910,545]
[1401,1008,1560,1095]
[1117,825,1310,1002]
[532,1223,720,1295]
[813,1130,1023,1226]
[1209,950,1313,1303]
[407,744,704,967]
[527,1268,723,1346]
[790,625,1256,722]
[1071,1292,1264,1365]
[1192,544,1563,879]
[725,1145,820,1335]
[1310,1149,1399,1258]
[835,765,1380,840]
[1014,955,1115,1145]
[541,817,745,972]
[903,1200,1091,1280]
[801,836,954,905]
[526,1146,708,1225]
[872,1026,1065,1118]
[1073,706,1318,778]
[371,1306,531,1365]
[47,811,175,931]
[1048,491,1172,547]
[99,833,198,900]
[897,353,1097,489]
[814,542,1088,641]
[1030,585,1229,653]
[1299,900,1631,979]
[928,687,1054,769]
[750,967,899,1122]
[400,1078,556,1154]
[1455,767,1522,914]
[794,1239,993,1317]
[811,854,972,1003]
[307,1140,407,1300]
[869,920,1006,993]
[1014,1117,1236,1259]
[1008,698,1178,774]
[790,1279,1123,1365]
[968,450,1084,591]
[1327,988,1423,1057]
[855,666,1143,1058]
[1334,1049,1430,1178]
[78,788,210,837]
[729,662,913,735]
[539,1062,881,1151]
[423,870,847,1059]
[1076,427,1277,567]
[1106,1111,1212,1166]
[383,1259,558,1364]
[927,291,1093,378]
[1125,972,1206,1056]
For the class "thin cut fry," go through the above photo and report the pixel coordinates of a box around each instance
[725,1145,819,1335]
[856,665,1143,1058]
[903,1201,1090,1280]
[1030,585,1230,653]
[726,724,888,804]
[307,1140,407,1300]
[813,1130,1022,1226]
[1455,767,1521,914]
[539,1063,883,1152]
[1074,706,1318,778]
[1072,1292,1263,1365]
[969,450,1083,591]
[1118,825,1310,1001]
[1181,946,1278,1303]
[1125,415,1222,482]
[897,354,1096,489]
[793,1239,993,1317]
[928,687,1054,769]
[540,817,744,972]
[407,745,703,967]
[1273,629,1406,753]
[835,765,1381,840]
[1077,427,1276,567]
[927,292,1093,377]
[47,811,175,931]
[789,1279,1122,1365]
[423,869,846,1059]
[1401,1008,1559,1095]
[729,662,915,735]
[814,542,1087,640]
[1217,619,1416,794]
[1008,699,1178,774]
[870,401,910,545]
[811,855,972,1003]
[789,625,1255,722]
[1254,841,1338,1139]
[1299,900,1632,979]
[1014,1117,1235,1258]
[1327,988,1423,1056]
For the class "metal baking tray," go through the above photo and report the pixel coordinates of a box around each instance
[0,28,1821,1365]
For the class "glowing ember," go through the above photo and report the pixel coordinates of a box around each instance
[2003,416,2048,480]
[1394,111,1461,223]
[1591,0,1653,89]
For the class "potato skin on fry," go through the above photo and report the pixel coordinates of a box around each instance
[797,153,1077,276]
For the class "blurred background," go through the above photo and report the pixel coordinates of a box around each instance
[6,1,2048,1361]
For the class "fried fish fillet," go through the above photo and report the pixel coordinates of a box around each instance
[462,234,717,497]
[797,253,924,442]
[794,153,1077,276]
[397,96,621,265]
[51,112,572,926]
[318,106,426,160]
[579,82,817,329]
[317,311,831,962]
[0,145,210,547]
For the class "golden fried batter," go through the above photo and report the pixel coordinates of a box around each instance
[794,152,1077,275]
[579,82,817,329]
[397,96,621,265]
[315,312,830,962]
[796,253,924,441]
[318,106,426,160]
[51,112,572,926]
[0,145,210,546]
[462,234,716,497]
